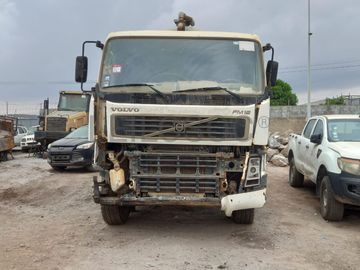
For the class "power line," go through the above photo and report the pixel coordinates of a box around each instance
[0,80,96,85]
[279,64,360,74]
[280,59,360,70]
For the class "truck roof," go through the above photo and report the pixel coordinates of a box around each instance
[60,90,89,95]
[106,30,261,43]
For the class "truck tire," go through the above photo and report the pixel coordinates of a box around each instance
[320,176,344,221]
[289,158,304,187]
[51,165,66,171]
[101,205,130,225]
[232,208,254,224]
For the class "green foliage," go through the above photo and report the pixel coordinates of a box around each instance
[270,79,298,106]
[324,96,345,105]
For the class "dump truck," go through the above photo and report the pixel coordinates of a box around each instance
[35,91,91,147]
[0,116,16,161]
[75,12,278,224]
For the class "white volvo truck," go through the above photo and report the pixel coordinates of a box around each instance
[75,13,278,224]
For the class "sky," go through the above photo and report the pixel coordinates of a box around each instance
[1,0,360,112]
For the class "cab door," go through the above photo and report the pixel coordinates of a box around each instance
[302,119,324,182]
[297,119,317,175]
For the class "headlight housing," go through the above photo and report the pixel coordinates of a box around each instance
[337,157,360,176]
[76,142,94,149]
[47,143,52,149]
[245,157,261,187]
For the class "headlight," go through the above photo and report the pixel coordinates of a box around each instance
[76,142,94,149]
[245,157,261,187]
[47,143,52,149]
[337,157,360,176]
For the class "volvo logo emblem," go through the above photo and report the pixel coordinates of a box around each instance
[174,122,185,133]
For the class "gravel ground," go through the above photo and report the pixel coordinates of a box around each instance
[0,152,359,270]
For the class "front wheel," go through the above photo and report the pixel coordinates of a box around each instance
[232,208,254,224]
[101,205,130,225]
[289,158,304,187]
[320,176,344,221]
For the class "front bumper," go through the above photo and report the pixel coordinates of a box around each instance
[34,131,69,144]
[47,149,93,167]
[94,177,266,215]
[221,188,266,216]
[328,171,360,206]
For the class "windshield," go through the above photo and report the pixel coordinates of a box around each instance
[58,94,90,111]
[101,38,264,94]
[328,119,360,142]
[65,125,88,139]
[27,126,39,135]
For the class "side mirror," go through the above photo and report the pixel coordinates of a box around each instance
[266,60,278,87]
[310,134,322,144]
[75,56,88,83]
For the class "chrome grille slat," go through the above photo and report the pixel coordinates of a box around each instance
[115,116,245,139]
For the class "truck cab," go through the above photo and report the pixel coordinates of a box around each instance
[35,91,90,147]
[75,13,278,224]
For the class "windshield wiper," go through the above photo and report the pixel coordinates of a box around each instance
[173,86,242,102]
[103,83,168,103]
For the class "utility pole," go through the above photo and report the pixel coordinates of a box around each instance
[6,102,8,116]
[307,0,312,119]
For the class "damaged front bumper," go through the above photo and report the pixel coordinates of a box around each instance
[93,177,266,216]
[221,188,266,216]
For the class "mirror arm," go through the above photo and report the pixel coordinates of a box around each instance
[80,40,104,91]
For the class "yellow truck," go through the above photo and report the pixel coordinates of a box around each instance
[0,116,16,161]
[35,91,90,146]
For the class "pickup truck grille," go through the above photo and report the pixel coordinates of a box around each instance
[115,116,246,140]
[47,117,67,132]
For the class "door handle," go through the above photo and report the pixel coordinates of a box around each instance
[298,141,301,145]
[306,145,309,149]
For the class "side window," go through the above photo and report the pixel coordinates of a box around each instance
[19,127,25,134]
[303,119,316,139]
[312,120,324,137]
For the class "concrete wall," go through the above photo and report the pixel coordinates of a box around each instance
[269,105,360,134]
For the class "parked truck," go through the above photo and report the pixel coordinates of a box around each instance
[35,91,91,147]
[288,115,360,221]
[75,13,278,224]
[0,116,16,161]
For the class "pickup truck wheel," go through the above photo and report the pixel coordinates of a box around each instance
[101,205,130,225]
[51,165,66,171]
[320,176,344,221]
[289,158,304,187]
[232,208,254,224]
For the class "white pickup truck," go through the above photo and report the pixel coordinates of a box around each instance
[288,115,360,221]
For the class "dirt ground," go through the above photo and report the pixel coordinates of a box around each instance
[0,152,359,270]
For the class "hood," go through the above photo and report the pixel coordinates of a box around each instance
[329,142,360,159]
[51,138,89,148]
[48,110,81,118]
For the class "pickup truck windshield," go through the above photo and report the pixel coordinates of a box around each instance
[100,38,264,94]
[58,94,90,112]
[328,119,360,142]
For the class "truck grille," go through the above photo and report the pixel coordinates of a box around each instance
[47,117,67,132]
[115,116,246,140]
[127,152,222,195]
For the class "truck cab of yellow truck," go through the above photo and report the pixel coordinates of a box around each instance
[75,13,278,224]
[35,91,90,147]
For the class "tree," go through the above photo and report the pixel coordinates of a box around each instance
[270,79,298,106]
[324,96,345,105]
